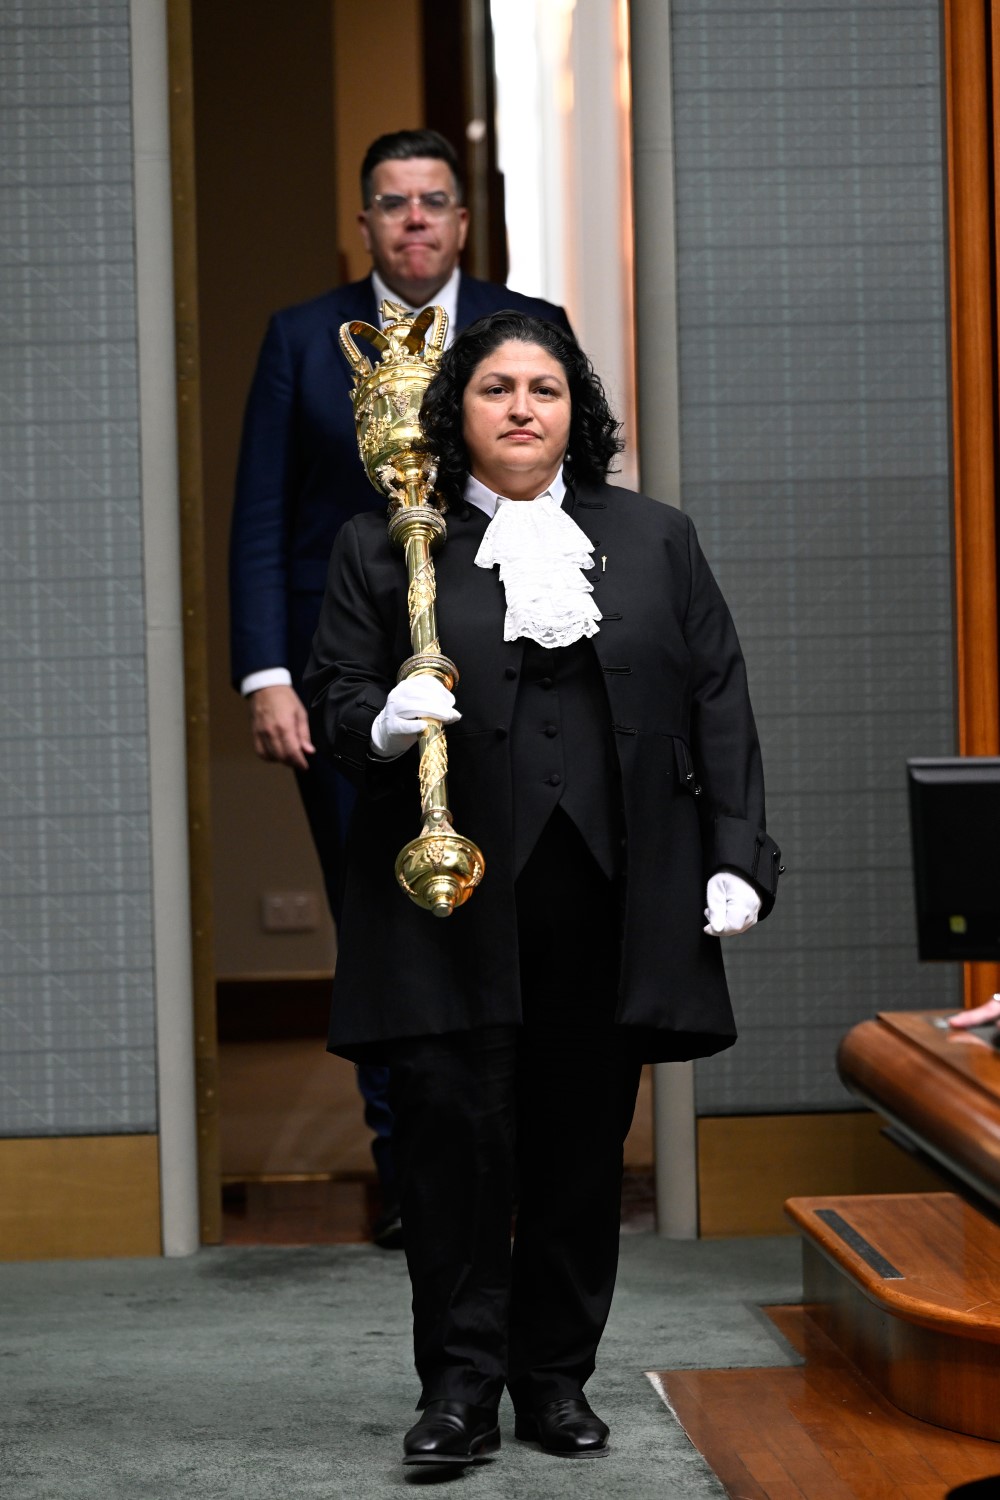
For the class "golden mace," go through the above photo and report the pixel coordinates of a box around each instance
[339,301,484,918]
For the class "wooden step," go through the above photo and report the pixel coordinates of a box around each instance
[785,1192,1000,1442]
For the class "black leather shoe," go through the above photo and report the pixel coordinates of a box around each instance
[402,1400,501,1466]
[371,1201,403,1250]
[514,1397,609,1457]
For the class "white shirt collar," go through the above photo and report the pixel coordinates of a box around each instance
[372,266,461,348]
[464,467,567,518]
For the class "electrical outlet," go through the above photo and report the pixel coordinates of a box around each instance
[261,890,321,933]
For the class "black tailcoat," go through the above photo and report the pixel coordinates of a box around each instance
[304,481,781,1064]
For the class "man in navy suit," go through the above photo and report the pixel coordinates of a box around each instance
[228,129,571,1245]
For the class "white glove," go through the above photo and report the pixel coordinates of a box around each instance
[370,677,461,759]
[704,872,761,937]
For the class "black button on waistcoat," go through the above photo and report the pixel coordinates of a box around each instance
[510,638,623,881]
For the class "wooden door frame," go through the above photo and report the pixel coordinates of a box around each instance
[943,0,1000,1007]
[165,0,221,1244]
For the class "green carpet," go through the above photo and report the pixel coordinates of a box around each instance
[2,1233,801,1498]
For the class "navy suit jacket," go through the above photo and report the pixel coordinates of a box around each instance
[229,273,572,686]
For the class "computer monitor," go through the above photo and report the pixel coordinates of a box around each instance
[907,756,1000,961]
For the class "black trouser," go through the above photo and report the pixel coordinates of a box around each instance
[387,809,642,1412]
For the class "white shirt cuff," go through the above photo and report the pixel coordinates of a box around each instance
[240,667,293,697]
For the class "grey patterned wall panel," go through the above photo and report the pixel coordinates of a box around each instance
[0,2,157,1133]
[668,3,959,1113]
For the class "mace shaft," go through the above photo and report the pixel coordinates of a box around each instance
[402,525,450,820]
[341,300,483,915]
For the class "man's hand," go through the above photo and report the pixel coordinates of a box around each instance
[948,993,1000,1029]
[249,685,315,771]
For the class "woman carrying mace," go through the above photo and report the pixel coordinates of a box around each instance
[305,310,782,1468]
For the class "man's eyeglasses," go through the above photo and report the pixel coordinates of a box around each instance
[369,191,459,220]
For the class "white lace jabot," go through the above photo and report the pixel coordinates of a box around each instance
[469,473,602,649]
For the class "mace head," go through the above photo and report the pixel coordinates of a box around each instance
[339,302,449,506]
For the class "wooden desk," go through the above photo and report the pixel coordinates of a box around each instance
[784,1011,1000,1440]
[838,1010,1000,1210]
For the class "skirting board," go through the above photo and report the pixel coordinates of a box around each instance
[697,1111,946,1237]
[0,1134,161,1261]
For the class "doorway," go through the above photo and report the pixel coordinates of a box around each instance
[173,0,651,1245]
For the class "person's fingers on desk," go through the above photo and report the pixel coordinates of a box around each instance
[249,685,315,770]
[947,992,1000,1028]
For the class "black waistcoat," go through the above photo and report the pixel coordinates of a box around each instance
[510,636,624,880]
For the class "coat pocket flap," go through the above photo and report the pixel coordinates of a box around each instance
[672,737,701,796]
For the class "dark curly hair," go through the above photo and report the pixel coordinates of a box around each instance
[419,311,623,507]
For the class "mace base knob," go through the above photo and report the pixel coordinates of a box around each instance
[395,825,485,918]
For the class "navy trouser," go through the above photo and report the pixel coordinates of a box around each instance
[387,809,642,1410]
[292,620,395,1199]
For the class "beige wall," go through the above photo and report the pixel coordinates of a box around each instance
[333,0,425,282]
[193,1,424,978]
[193,1,338,977]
